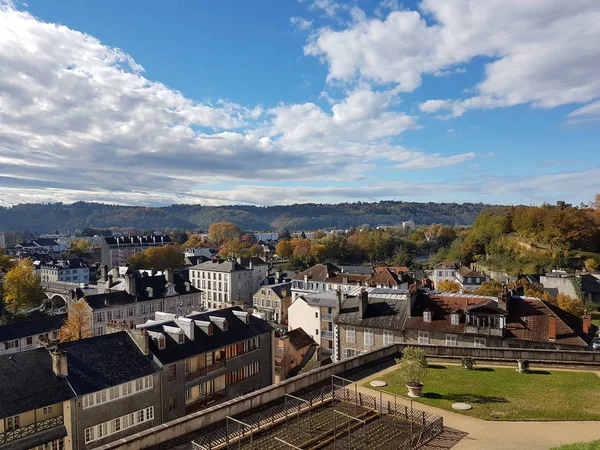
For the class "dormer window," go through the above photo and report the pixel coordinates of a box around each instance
[157,336,166,349]
[451,313,460,325]
[207,323,213,335]
[177,333,185,343]
[423,311,432,322]
[222,320,228,331]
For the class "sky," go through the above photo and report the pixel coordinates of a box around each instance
[0,0,599,208]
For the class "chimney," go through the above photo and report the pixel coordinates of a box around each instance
[51,350,68,377]
[548,315,556,341]
[342,276,349,285]
[185,281,191,292]
[101,264,109,282]
[130,328,150,355]
[497,287,511,311]
[358,288,368,319]
[336,288,342,312]
[149,268,155,277]
[165,268,174,283]
[107,273,113,287]
[125,273,136,295]
[583,314,592,335]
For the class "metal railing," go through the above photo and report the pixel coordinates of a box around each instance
[185,360,226,382]
[0,416,64,445]
[321,313,334,322]
[321,330,334,340]
[465,325,504,337]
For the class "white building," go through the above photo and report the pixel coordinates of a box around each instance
[237,257,269,296]
[432,260,458,287]
[0,313,66,355]
[255,232,279,242]
[431,260,488,292]
[38,258,90,284]
[16,238,67,254]
[184,247,213,258]
[189,260,254,309]
[0,232,5,248]
[401,221,416,230]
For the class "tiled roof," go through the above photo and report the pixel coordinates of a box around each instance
[375,266,409,273]
[0,313,66,342]
[139,307,272,364]
[0,348,75,417]
[370,268,401,287]
[58,331,160,395]
[458,266,483,278]
[505,297,593,347]
[294,263,341,282]
[286,328,316,351]
[434,259,457,269]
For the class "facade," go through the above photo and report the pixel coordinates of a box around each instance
[0,313,66,355]
[431,260,458,287]
[237,257,269,295]
[189,260,254,309]
[540,272,600,303]
[0,232,5,248]
[184,247,213,259]
[100,235,172,268]
[401,220,415,230]
[15,238,66,255]
[252,281,292,324]
[274,328,316,383]
[135,307,273,420]
[255,232,279,242]
[455,266,489,292]
[38,259,90,284]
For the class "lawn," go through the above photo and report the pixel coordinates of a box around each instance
[591,312,600,328]
[551,441,600,450]
[368,364,600,421]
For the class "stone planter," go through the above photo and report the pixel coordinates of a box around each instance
[406,383,424,397]
[516,359,530,373]
[462,357,475,370]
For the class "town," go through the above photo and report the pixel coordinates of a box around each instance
[1,198,599,450]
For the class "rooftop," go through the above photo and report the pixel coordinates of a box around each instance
[103,235,172,246]
[0,313,66,342]
[191,259,251,273]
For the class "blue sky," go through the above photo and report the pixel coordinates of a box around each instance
[0,0,599,207]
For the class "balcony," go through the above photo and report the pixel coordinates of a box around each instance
[185,360,226,382]
[465,325,504,337]
[321,313,333,322]
[321,347,334,355]
[0,416,64,445]
[321,330,334,340]
[185,390,227,414]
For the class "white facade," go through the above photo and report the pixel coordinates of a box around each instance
[184,247,213,258]
[287,298,322,345]
[401,221,415,230]
[39,262,90,284]
[255,232,279,242]
[189,263,254,309]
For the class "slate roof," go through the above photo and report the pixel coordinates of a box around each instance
[104,235,172,246]
[58,331,160,395]
[335,293,411,330]
[0,348,75,417]
[286,328,316,351]
[139,307,272,364]
[40,258,89,269]
[237,257,268,267]
[337,265,375,275]
[0,313,66,342]
[258,282,292,299]
[505,296,594,347]
[191,260,250,273]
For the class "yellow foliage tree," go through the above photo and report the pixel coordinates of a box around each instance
[584,258,598,273]
[69,239,91,255]
[275,240,293,258]
[3,258,45,313]
[58,299,93,342]
[208,222,243,245]
[555,293,586,317]
[473,280,503,297]
[436,280,461,293]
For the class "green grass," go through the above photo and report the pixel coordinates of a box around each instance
[591,312,600,327]
[368,364,600,421]
[551,441,600,450]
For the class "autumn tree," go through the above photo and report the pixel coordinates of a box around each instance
[128,251,148,269]
[584,258,598,273]
[436,280,461,293]
[0,251,14,271]
[219,238,247,258]
[209,222,243,245]
[127,245,184,270]
[69,239,91,255]
[474,280,503,297]
[555,293,586,317]
[2,258,46,313]
[275,240,293,258]
[182,234,205,248]
[58,299,93,342]
[248,243,264,257]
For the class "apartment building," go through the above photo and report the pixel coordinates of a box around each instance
[252,281,292,324]
[431,260,458,287]
[431,260,488,292]
[0,313,66,355]
[0,232,5,248]
[38,258,90,284]
[100,235,172,268]
[14,238,67,255]
[135,307,273,420]
[189,260,254,308]
[236,257,269,295]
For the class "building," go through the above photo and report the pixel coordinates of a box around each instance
[274,328,316,382]
[38,258,90,284]
[254,232,279,242]
[401,220,415,230]
[540,272,600,303]
[184,247,213,259]
[84,268,202,336]
[15,238,67,255]
[455,266,489,292]
[100,235,172,268]
[0,313,66,355]
[236,257,269,294]
[0,232,5,248]
[431,260,458,287]
[135,307,273,419]
[252,281,292,324]
[189,259,254,309]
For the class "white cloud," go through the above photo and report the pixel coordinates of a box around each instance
[306,0,600,116]
[290,16,313,31]
[567,101,600,117]
[0,3,478,206]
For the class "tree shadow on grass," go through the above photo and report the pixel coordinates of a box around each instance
[444,393,509,404]
[428,364,447,370]
[528,370,551,375]
[474,367,494,372]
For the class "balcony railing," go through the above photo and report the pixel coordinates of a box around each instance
[185,360,226,382]
[321,330,334,340]
[321,347,334,355]
[465,325,504,337]
[185,390,227,414]
[0,416,64,445]
[321,313,333,322]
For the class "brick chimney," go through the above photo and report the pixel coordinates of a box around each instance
[51,350,68,377]
[582,314,592,335]
[548,315,556,341]
[164,268,174,283]
[358,288,369,319]
[336,288,342,312]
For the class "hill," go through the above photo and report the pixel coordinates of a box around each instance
[0,201,496,234]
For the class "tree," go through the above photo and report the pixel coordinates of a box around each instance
[182,234,205,249]
[436,280,461,293]
[248,243,264,257]
[69,239,91,255]
[3,259,46,313]
[0,251,14,271]
[474,280,503,297]
[276,240,293,258]
[127,245,184,270]
[300,231,307,240]
[209,222,243,245]
[556,293,586,317]
[58,299,93,342]
[280,229,291,240]
[219,238,247,258]
[170,230,189,245]
[585,258,598,273]
[128,251,148,269]
[571,276,584,301]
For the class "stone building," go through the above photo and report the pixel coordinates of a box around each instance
[188,260,254,309]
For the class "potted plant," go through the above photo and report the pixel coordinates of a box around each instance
[396,347,428,397]
[461,356,476,370]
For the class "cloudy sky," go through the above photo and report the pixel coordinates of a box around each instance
[0,0,599,207]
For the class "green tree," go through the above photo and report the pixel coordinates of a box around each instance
[3,259,46,313]
[0,251,14,271]
[170,230,189,245]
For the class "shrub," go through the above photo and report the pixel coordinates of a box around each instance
[396,346,428,387]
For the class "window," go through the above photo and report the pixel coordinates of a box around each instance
[6,415,20,431]
[445,334,458,346]
[150,303,156,313]
[26,336,33,346]
[315,312,318,318]
[127,306,136,317]
[474,337,486,348]
[437,271,442,276]
[96,326,104,335]
[140,304,147,315]
[83,376,153,409]
[418,331,429,345]
[315,329,319,336]
[42,405,53,415]
[85,427,94,443]
[184,359,192,373]
[185,388,191,400]
[423,311,431,322]
[95,312,104,323]
[4,339,18,350]
[168,364,177,381]
[344,348,357,358]
[168,396,177,412]
[346,327,356,344]
[84,406,154,443]
[383,330,394,346]
[451,313,460,325]
[364,328,374,347]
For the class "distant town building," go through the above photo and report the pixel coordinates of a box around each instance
[254,232,279,242]
[184,247,213,259]
[0,313,66,355]
[431,260,489,292]
[15,238,67,254]
[37,258,90,284]
[291,231,315,239]
[252,281,292,324]
[402,220,416,230]
[189,259,254,309]
[0,232,5,248]
[100,235,172,268]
